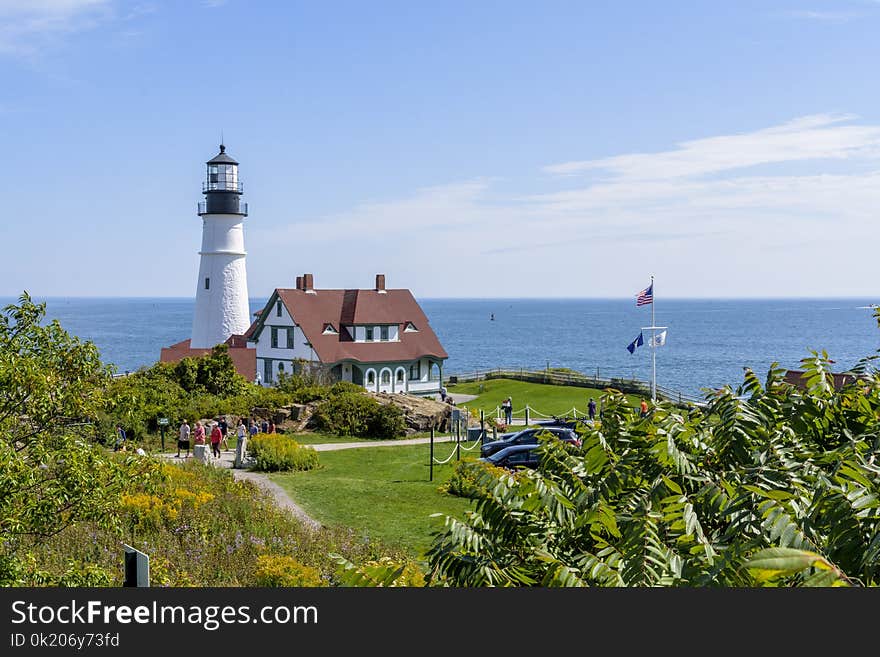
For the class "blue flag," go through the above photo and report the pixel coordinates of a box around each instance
[626,331,644,354]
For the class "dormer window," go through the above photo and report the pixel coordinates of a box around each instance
[276,300,282,317]
[365,327,374,342]
[323,323,338,335]
[380,326,389,341]
[404,322,418,332]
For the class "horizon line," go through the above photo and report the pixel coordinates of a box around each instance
[3,294,877,301]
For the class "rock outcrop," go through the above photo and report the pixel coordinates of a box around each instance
[367,392,462,435]
[251,392,471,436]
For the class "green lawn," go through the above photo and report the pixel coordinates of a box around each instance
[447,377,642,419]
[269,441,481,557]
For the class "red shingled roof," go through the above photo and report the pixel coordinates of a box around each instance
[269,288,447,364]
[159,336,256,380]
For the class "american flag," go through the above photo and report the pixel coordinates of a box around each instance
[636,283,653,306]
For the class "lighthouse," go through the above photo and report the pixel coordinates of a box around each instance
[190,144,251,349]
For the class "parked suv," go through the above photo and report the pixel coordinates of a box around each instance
[479,426,580,458]
[481,444,541,469]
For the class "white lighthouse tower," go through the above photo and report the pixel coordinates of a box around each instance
[190,144,251,348]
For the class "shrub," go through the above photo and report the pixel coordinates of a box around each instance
[439,459,512,498]
[332,555,426,587]
[367,403,406,438]
[249,434,319,472]
[328,381,364,397]
[254,554,323,587]
[313,392,405,438]
[290,385,329,404]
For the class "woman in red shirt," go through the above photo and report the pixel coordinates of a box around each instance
[210,422,223,459]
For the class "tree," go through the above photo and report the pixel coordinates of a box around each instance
[420,347,880,586]
[0,293,158,583]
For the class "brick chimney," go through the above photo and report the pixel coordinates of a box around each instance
[295,275,303,290]
[375,273,386,294]
[303,273,315,294]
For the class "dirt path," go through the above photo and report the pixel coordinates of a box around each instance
[231,468,322,531]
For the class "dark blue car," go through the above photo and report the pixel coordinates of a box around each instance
[481,444,541,469]
[479,426,580,458]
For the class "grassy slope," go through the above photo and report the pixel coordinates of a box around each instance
[270,442,480,558]
[447,377,642,418]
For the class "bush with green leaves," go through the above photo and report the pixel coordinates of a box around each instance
[438,458,514,498]
[312,392,406,439]
[254,554,324,586]
[422,347,880,586]
[0,293,162,583]
[249,434,320,472]
[100,352,289,445]
[343,311,880,587]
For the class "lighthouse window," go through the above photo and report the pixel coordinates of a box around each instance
[204,277,210,290]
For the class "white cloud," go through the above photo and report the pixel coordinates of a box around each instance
[543,113,880,180]
[246,114,880,297]
[0,0,111,56]
[783,10,861,21]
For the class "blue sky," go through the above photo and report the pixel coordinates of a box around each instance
[2,0,879,299]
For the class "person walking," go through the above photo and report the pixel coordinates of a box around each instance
[114,424,127,452]
[235,417,249,469]
[502,397,513,425]
[177,419,191,458]
[218,416,230,451]
[588,398,597,422]
[210,421,223,459]
[193,421,206,446]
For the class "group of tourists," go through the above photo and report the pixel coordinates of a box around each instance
[176,415,278,458]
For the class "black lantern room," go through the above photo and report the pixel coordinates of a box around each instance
[198,144,248,216]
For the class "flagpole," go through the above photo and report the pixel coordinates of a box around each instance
[651,275,656,402]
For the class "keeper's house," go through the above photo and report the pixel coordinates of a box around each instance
[248,273,448,395]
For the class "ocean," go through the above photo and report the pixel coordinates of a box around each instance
[4,296,878,399]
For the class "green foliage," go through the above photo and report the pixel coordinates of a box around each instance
[0,293,161,582]
[439,459,515,498]
[101,356,288,444]
[11,555,117,587]
[331,554,426,587]
[313,392,406,439]
[418,349,880,587]
[254,554,324,586]
[249,434,320,472]
[23,458,402,586]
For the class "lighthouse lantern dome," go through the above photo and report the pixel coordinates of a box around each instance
[204,144,241,192]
